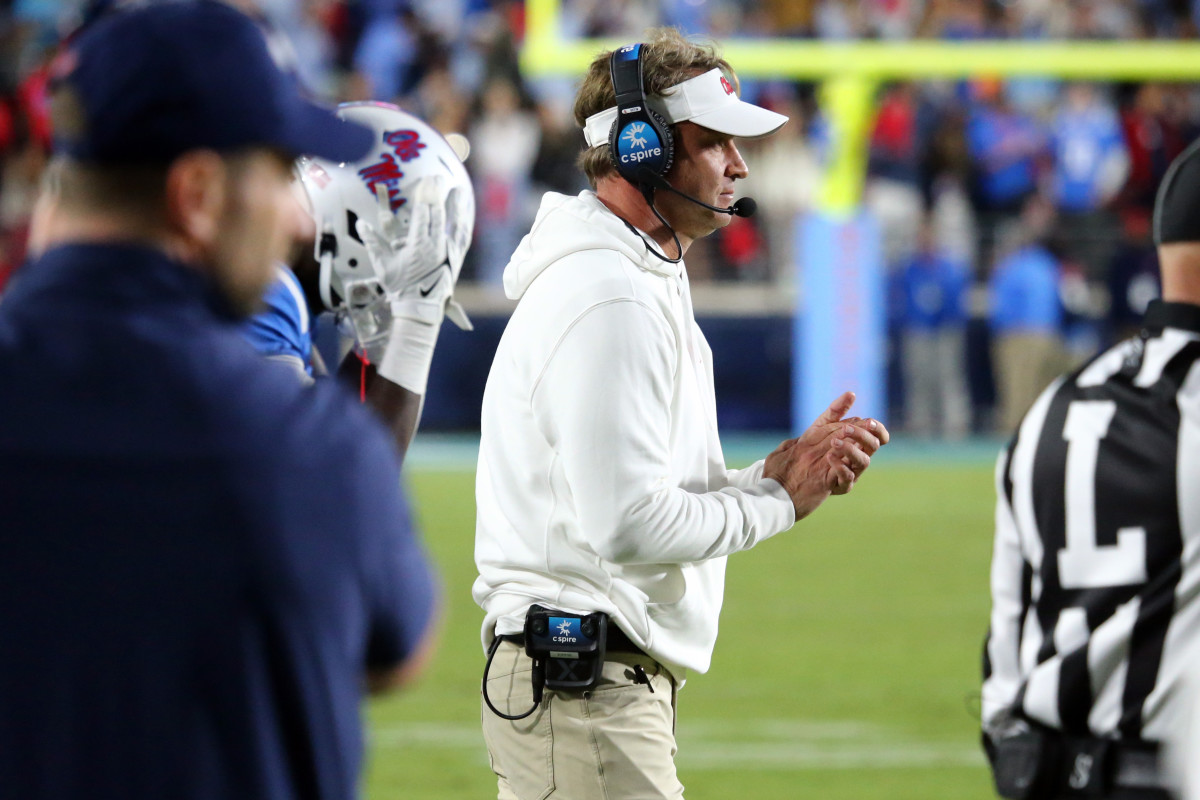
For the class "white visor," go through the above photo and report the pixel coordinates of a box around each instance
[583,68,788,148]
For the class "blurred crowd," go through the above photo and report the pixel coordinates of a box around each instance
[0,0,1198,434]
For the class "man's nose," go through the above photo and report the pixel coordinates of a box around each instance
[727,141,748,179]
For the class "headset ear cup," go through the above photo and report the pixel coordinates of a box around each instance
[607,43,676,189]
[609,109,675,187]
[607,118,623,178]
[649,109,674,177]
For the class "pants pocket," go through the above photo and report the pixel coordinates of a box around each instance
[577,657,684,800]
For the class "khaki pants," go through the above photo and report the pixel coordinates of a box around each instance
[481,640,684,800]
[993,332,1068,434]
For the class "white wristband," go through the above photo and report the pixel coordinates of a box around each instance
[375,314,441,394]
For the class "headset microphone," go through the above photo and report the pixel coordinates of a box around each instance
[730,196,757,218]
[637,168,757,218]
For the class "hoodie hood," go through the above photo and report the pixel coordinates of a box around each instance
[502,191,682,300]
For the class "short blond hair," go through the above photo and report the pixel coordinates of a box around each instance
[573,27,737,188]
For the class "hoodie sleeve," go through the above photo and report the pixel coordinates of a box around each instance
[530,298,795,566]
[724,460,767,489]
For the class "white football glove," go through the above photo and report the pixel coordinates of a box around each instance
[351,175,472,394]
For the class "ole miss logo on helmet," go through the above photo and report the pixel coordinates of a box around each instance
[720,76,735,95]
[357,129,427,211]
[384,130,425,162]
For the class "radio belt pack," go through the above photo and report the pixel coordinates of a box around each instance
[482,604,607,720]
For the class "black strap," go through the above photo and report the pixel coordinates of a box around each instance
[499,625,644,654]
[1053,734,1163,792]
[610,45,645,109]
[1110,747,1162,790]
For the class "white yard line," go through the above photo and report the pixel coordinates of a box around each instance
[369,719,985,770]
[676,742,983,769]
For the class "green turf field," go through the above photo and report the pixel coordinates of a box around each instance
[365,439,1001,799]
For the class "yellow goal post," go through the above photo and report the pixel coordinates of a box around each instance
[519,0,1200,214]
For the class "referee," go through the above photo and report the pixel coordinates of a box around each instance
[981,139,1200,800]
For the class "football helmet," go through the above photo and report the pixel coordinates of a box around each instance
[297,101,474,324]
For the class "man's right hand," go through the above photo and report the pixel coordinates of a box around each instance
[762,391,889,521]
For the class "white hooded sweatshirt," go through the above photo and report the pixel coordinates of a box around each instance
[473,191,795,681]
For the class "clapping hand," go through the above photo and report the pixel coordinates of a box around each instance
[763,391,889,520]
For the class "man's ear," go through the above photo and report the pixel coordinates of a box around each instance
[164,149,227,249]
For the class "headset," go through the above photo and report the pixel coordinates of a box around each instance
[607,43,675,190]
[604,42,754,266]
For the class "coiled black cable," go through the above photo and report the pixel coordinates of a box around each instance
[481,635,544,721]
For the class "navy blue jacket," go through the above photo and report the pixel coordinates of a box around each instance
[0,244,436,799]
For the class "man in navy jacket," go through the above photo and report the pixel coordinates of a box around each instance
[0,3,438,798]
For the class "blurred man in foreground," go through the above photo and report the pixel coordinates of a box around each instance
[982,139,1200,800]
[0,3,438,798]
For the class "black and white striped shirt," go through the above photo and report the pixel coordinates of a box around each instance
[983,300,1200,744]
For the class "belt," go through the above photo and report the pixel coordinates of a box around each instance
[1109,747,1161,791]
[498,624,644,654]
[1057,736,1163,792]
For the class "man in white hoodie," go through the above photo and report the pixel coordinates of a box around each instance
[474,28,889,800]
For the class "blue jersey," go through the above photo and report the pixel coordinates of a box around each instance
[0,244,436,800]
[1051,102,1126,213]
[898,252,970,331]
[989,244,1063,335]
[241,264,312,376]
[967,104,1045,209]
